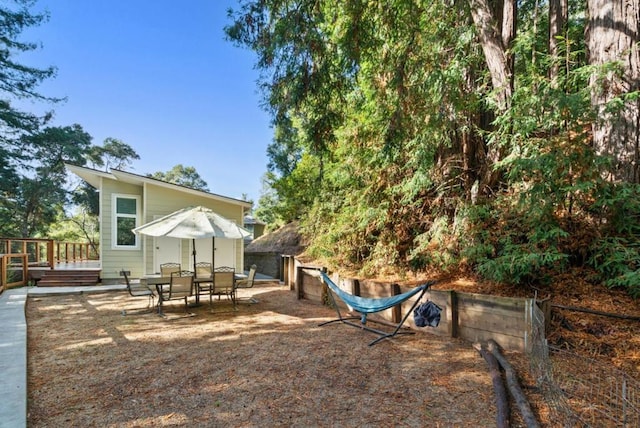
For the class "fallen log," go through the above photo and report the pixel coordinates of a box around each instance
[487,339,541,428]
[473,342,509,428]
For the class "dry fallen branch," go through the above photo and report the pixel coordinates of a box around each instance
[487,339,540,428]
[474,342,509,428]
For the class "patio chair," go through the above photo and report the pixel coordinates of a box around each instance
[120,269,155,315]
[235,264,258,304]
[213,266,236,310]
[157,270,194,317]
[160,262,181,277]
[194,262,214,308]
[194,262,212,278]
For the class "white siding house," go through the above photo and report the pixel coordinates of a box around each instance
[66,164,252,284]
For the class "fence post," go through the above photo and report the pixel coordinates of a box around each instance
[280,254,289,285]
[295,266,304,299]
[0,255,6,292]
[21,254,27,286]
[448,290,458,338]
[288,257,296,291]
[391,283,401,323]
[48,240,55,269]
[539,299,551,334]
[524,299,534,354]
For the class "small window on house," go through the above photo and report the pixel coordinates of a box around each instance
[113,194,140,249]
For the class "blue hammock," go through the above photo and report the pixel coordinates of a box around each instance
[319,271,436,346]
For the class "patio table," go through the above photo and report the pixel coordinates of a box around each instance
[141,273,247,306]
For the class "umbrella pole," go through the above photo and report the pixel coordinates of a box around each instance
[212,237,215,269]
[192,239,197,272]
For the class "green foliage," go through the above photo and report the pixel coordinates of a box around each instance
[254,172,282,227]
[71,138,139,217]
[589,237,640,298]
[148,164,209,192]
[47,209,98,244]
[0,0,63,237]
[86,137,140,171]
[408,215,460,273]
[475,236,570,286]
[586,183,640,297]
[458,198,570,285]
[592,182,640,236]
[229,0,640,299]
[1,124,93,237]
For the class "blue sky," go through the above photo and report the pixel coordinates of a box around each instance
[20,0,272,204]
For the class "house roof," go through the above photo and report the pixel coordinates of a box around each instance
[243,215,266,226]
[65,163,252,208]
[245,221,305,255]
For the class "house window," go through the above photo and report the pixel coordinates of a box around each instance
[112,194,140,249]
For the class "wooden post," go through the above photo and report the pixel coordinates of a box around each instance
[288,257,296,291]
[48,241,55,269]
[448,290,458,338]
[283,256,288,287]
[278,254,284,284]
[295,266,304,299]
[0,255,6,291]
[540,300,551,334]
[391,283,401,323]
[524,299,533,353]
[20,253,27,286]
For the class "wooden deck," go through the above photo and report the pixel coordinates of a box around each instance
[29,261,101,287]
[49,261,101,270]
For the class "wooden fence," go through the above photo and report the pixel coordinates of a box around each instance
[281,255,540,352]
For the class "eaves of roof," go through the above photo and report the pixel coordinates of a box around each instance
[65,163,251,208]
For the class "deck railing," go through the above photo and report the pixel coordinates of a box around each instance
[0,253,27,292]
[54,241,99,264]
[0,238,99,290]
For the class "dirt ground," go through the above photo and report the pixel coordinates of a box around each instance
[26,276,639,427]
[26,281,527,428]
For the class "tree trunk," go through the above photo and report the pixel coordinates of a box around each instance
[502,0,516,98]
[586,0,640,183]
[469,0,513,111]
[549,0,568,85]
[469,0,517,191]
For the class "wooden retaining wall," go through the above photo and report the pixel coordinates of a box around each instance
[281,256,536,352]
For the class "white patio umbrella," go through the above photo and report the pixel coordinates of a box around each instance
[132,206,251,270]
